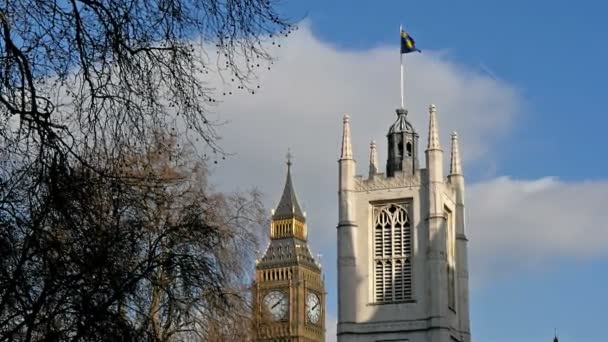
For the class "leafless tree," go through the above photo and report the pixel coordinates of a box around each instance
[0,134,268,341]
[0,1,290,340]
[0,0,293,162]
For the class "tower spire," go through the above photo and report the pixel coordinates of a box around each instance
[340,114,353,160]
[369,140,378,176]
[287,148,293,167]
[273,152,304,221]
[450,131,462,175]
[553,329,559,342]
[426,104,441,151]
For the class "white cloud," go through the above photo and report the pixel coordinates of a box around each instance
[468,176,608,285]
[210,22,522,256]
[213,22,520,167]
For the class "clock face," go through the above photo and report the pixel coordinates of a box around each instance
[305,292,321,324]
[263,291,288,321]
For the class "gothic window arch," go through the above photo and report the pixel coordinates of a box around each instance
[373,203,412,303]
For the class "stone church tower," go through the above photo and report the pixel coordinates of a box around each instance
[253,158,326,341]
[336,106,471,342]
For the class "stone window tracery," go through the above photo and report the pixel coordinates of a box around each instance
[373,203,412,303]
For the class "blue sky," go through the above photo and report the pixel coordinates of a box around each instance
[209,1,608,341]
[281,0,608,181]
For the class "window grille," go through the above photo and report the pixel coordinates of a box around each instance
[373,203,412,303]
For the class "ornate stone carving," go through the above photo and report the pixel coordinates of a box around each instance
[355,174,422,192]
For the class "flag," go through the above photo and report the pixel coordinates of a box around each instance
[401,30,421,54]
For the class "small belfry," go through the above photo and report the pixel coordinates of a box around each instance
[252,155,326,342]
[336,104,471,342]
[386,108,419,177]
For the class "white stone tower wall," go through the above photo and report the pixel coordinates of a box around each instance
[337,106,471,342]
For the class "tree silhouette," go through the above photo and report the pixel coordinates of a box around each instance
[0,1,291,340]
[0,133,267,340]
[1,0,292,160]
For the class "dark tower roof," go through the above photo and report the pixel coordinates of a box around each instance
[272,157,305,221]
[387,108,416,135]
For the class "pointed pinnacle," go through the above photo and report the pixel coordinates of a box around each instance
[553,328,559,342]
[369,140,378,175]
[340,114,353,160]
[450,131,462,175]
[286,148,293,167]
[273,158,305,221]
[427,104,442,151]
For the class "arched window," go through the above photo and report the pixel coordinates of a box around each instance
[373,203,412,303]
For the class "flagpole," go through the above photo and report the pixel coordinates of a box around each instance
[400,24,404,109]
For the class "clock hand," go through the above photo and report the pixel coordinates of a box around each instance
[311,303,318,311]
[272,300,282,309]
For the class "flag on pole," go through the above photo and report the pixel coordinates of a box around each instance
[400,30,421,54]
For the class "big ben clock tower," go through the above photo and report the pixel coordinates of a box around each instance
[253,156,325,342]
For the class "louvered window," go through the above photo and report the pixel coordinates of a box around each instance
[373,203,412,303]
